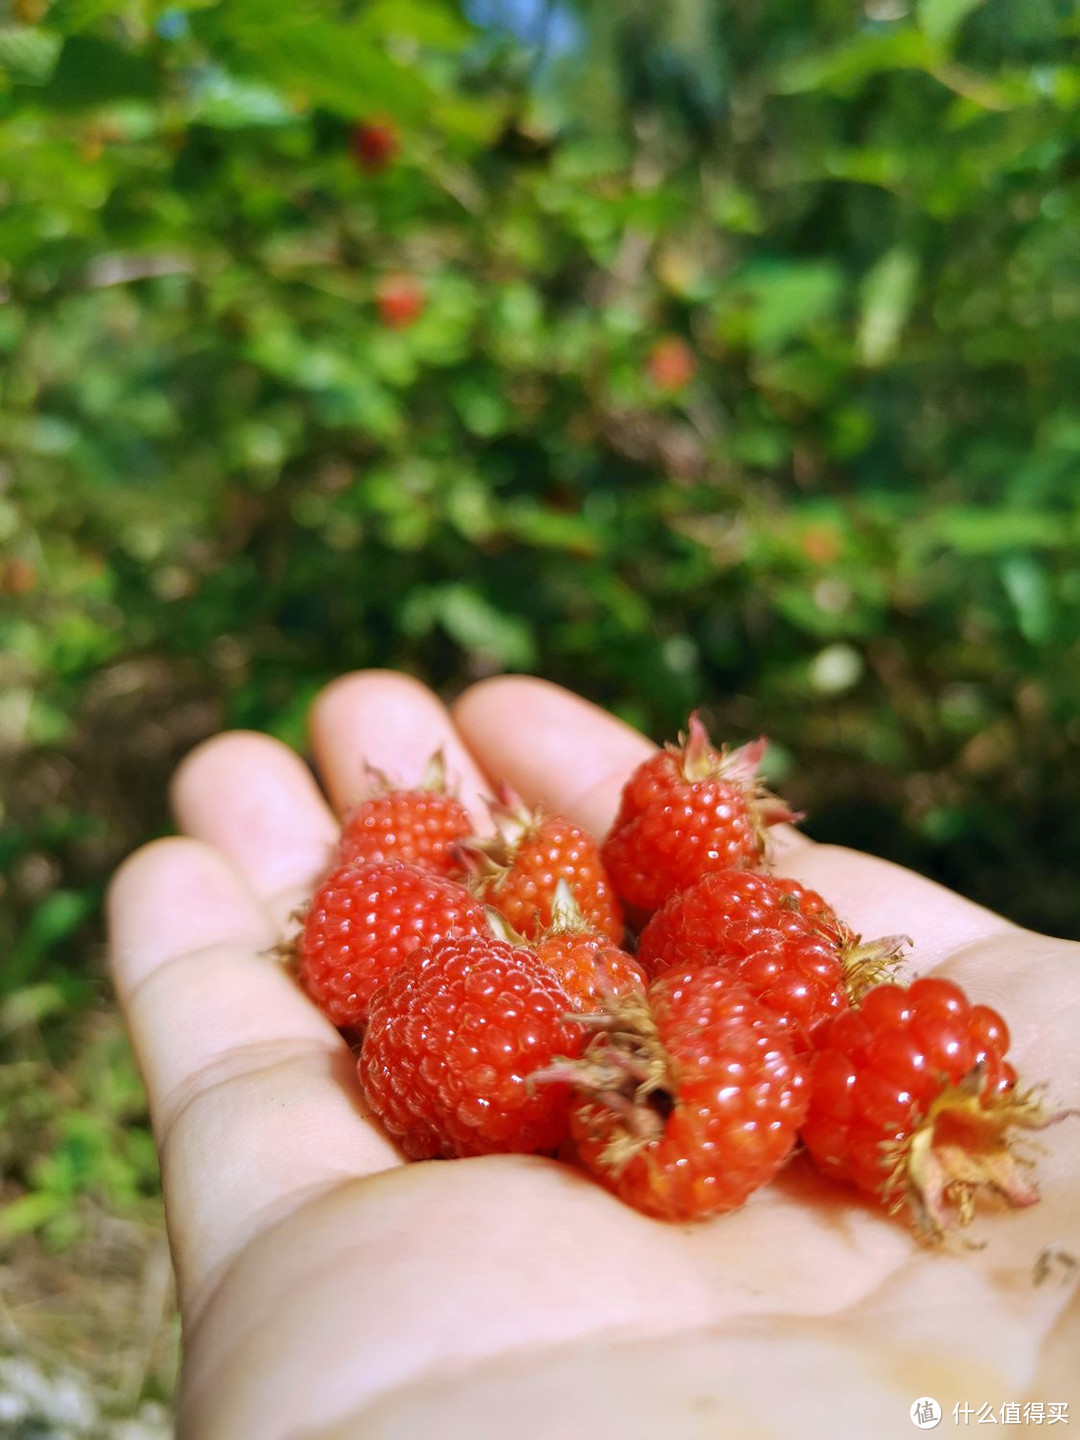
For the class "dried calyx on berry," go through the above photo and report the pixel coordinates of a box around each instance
[891,1068,1071,1240]
[824,921,911,1003]
[357,747,454,801]
[676,718,799,848]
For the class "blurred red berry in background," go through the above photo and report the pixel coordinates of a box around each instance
[375,274,425,330]
[647,335,697,392]
[349,119,399,174]
[1,556,37,595]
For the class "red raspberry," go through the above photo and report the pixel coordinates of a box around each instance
[349,119,399,173]
[298,862,486,1030]
[556,966,809,1221]
[375,273,424,330]
[359,934,584,1159]
[601,714,797,914]
[637,870,905,1049]
[337,754,471,877]
[802,978,1060,1237]
[458,787,623,944]
[532,930,645,1012]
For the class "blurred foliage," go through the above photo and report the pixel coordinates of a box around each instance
[2,0,1080,1275]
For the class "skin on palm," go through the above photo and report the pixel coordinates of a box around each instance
[106,673,1080,1440]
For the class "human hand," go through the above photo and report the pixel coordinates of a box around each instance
[107,673,1080,1439]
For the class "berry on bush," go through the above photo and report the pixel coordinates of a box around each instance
[349,119,399,173]
[647,335,697,392]
[375,273,424,329]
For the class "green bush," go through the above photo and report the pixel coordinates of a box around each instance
[3,0,1080,1231]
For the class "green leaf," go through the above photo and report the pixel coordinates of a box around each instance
[728,261,846,356]
[917,0,986,49]
[403,585,537,669]
[4,889,96,989]
[354,0,470,48]
[0,26,62,85]
[39,35,159,109]
[773,29,933,96]
[858,247,919,367]
[194,3,430,119]
[0,1191,64,1239]
[1000,555,1053,644]
[183,69,295,128]
[503,501,602,554]
[0,983,68,1034]
[920,509,1075,555]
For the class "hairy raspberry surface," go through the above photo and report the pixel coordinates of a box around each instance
[802,978,1017,1203]
[299,862,486,1029]
[602,752,764,913]
[637,871,844,1048]
[572,966,809,1220]
[477,816,623,943]
[532,930,646,1011]
[337,790,471,877]
[360,935,583,1159]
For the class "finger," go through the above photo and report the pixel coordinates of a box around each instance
[452,677,1013,967]
[309,670,491,824]
[108,838,399,1322]
[172,731,338,928]
[452,676,655,837]
[781,843,1012,969]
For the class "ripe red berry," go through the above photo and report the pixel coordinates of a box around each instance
[359,934,584,1159]
[637,870,905,1050]
[524,883,645,1011]
[647,335,696,392]
[337,754,471,877]
[349,119,399,173]
[801,977,1058,1237]
[1,556,37,596]
[458,787,623,944]
[298,862,487,1030]
[601,715,797,914]
[375,273,424,330]
[557,966,809,1221]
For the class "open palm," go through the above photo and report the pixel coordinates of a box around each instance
[107,674,1080,1439]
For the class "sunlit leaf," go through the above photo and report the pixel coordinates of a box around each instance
[917,0,986,49]
[858,247,918,367]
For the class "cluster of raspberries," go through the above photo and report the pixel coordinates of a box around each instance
[293,719,1054,1237]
